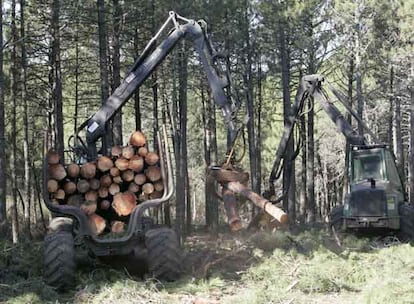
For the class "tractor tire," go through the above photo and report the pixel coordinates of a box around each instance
[145,227,182,281]
[398,204,414,242]
[329,205,344,232]
[43,230,76,290]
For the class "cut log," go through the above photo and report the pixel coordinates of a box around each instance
[80,201,97,215]
[77,179,90,193]
[89,178,100,190]
[97,156,114,172]
[110,167,120,177]
[150,191,163,199]
[142,183,154,195]
[222,187,242,232]
[115,157,129,171]
[100,200,111,210]
[111,145,122,158]
[153,180,164,192]
[98,187,109,198]
[122,146,135,160]
[122,170,134,182]
[47,179,59,193]
[113,176,123,184]
[137,146,148,157]
[100,175,112,187]
[128,182,140,193]
[49,164,67,181]
[112,192,137,216]
[134,173,146,185]
[47,150,60,165]
[138,192,149,202]
[63,181,77,195]
[111,221,125,234]
[67,194,84,206]
[129,131,146,147]
[80,162,96,179]
[224,181,288,225]
[67,163,80,178]
[128,155,144,172]
[145,166,161,182]
[109,183,120,195]
[53,189,65,200]
[85,190,98,202]
[145,152,160,166]
[88,213,106,235]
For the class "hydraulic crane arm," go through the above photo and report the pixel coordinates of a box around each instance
[74,12,239,160]
[269,74,371,194]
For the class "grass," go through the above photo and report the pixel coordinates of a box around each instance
[1,229,414,303]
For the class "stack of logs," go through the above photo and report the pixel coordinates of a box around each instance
[46,131,164,236]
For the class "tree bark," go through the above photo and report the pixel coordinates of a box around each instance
[11,0,19,243]
[97,0,109,153]
[392,65,405,182]
[133,28,141,131]
[0,0,6,228]
[410,84,414,204]
[111,0,122,145]
[21,0,31,238]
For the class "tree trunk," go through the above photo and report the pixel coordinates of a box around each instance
[21,0,31,238]
[0,0,6,228]
[97,0,109,153]
[133,28,141,131]
[256,55,263,196]
[11,0,19,243]
[279,25,295,224]
[111,0,123,145]
[409,84,414,204]
[392,66,405,182]
[51,0,64,161]
[307,96,315,223]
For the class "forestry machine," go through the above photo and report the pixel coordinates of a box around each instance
[269,74,414,240]
[42,12,242,290]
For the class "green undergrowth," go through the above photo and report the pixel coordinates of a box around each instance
[1,229,414,303]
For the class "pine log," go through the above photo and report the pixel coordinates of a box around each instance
[80,162,96,179]
[115,157,129,171]
[80,201,97,215]
[88,213,106,235]
[112,192,137,216]
[122,146,135,160]
[100,200,111,210]
[98,187,109,198]
[77,179,90,193]
[85,190,98,202]
[134,173,146,185]
[150,191,163,199]
[224,181,288,225]
[109,183,120,195]
[129,131,146,147]
[128,182,140,193]
[111,145,122,158]
[145,152,160,166]
[128,155,144,172]
[142,183,154,195]
[89,179,100,190]
[111,221,125,234]
[63,181,77,195]
[153,180,164,192]
[113,176,123,184]
[145,166,161,182]
[122,170,134,182]
[47,150,60,165]
[137,146,148,157]
[110,166,120,177]
[53,189,65,200]
[67,194,84,206]
[67,163,80,178]
[100,175,112,188]
[222,187,242,232]
[138,192,149,202]
[49,164,67,181]
[97,156,114,172]
[47,179,59,193]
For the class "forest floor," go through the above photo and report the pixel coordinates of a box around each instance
[1,227,414,304]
